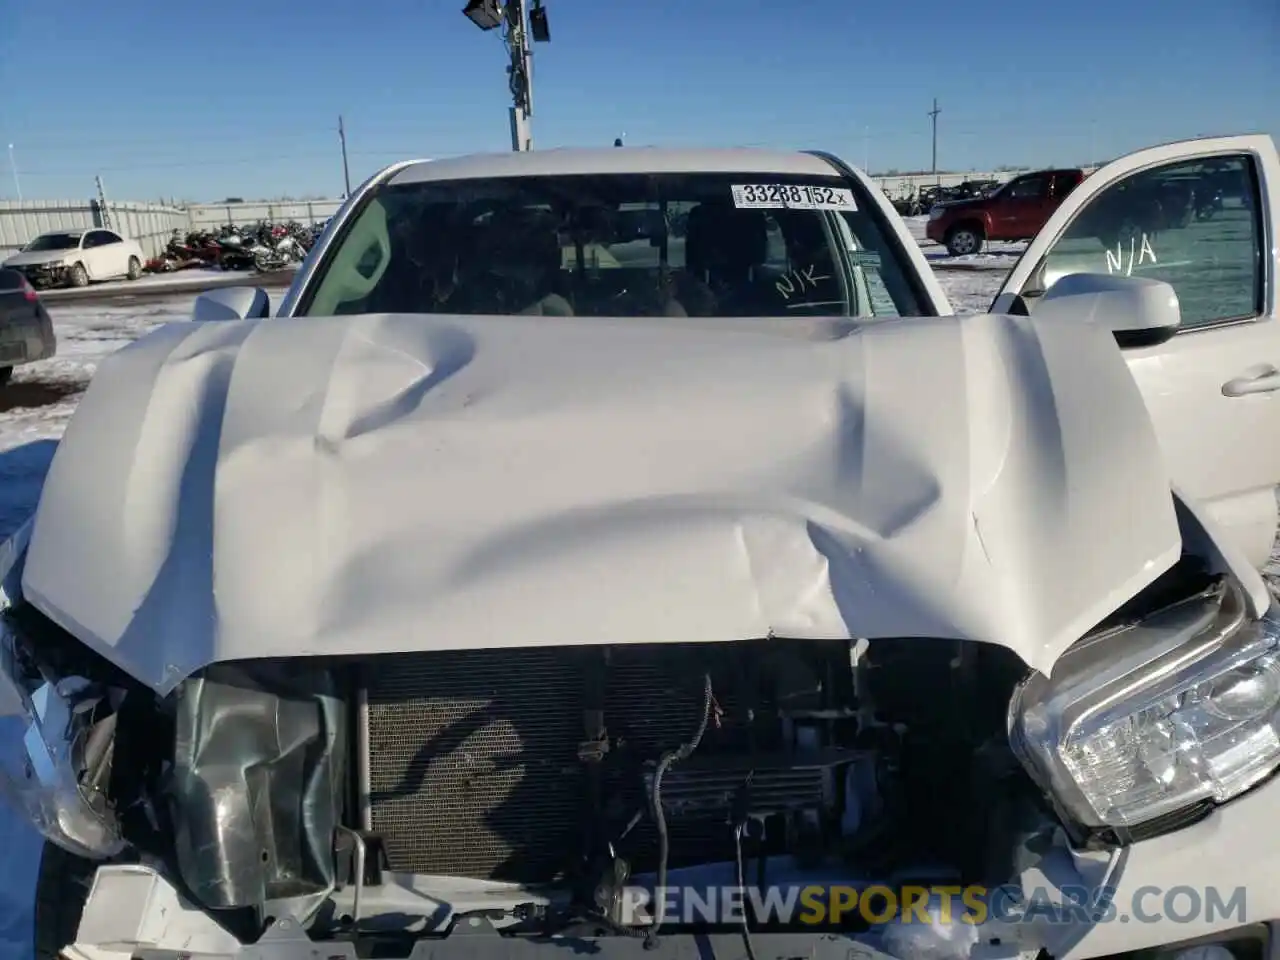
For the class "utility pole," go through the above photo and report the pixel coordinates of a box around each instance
[338,115,352,197]
[462,0,550,153]
[505,0,534,152]
[7,144,20,202]
[928,98,941,185]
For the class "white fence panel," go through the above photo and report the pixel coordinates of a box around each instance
[104,203,191,259]
[188,199,342,229]
[0,200,189,259]
[0,200,99,255]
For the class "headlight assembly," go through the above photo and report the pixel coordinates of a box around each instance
[1010,579,1280,836]
[0,612,125,859]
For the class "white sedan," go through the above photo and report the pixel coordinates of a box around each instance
[1,227,146,289]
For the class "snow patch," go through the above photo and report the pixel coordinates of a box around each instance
[39,268,257,301]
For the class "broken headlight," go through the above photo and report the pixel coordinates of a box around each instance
[1010,579,1280,834]
[0,612,126,859]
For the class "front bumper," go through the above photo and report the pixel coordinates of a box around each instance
[65,764,1280,960]
[11,262,69,289]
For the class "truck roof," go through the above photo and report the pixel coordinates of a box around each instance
[387,147,844,185]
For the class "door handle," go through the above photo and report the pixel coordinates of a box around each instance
[1222,368,1280,397]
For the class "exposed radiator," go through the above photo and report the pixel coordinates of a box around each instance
[365,647,584,883]
[364,641,831,884]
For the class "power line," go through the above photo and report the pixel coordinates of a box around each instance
[14,152,336,177]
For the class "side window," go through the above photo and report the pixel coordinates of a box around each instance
[1007,175,1049,199]
[1051,173,1079,198]
[1037,154,1261,329]
[99,231,123,245]
[81,232,103,248]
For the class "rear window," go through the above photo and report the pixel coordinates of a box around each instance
[0,268,26,291]
[297,172,927,320]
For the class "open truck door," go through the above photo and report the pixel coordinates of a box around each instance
[991,134,1280,570]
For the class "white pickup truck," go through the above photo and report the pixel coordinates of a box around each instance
[3,134,1279,960]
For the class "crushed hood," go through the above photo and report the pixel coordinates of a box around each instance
[21,311,1181,694]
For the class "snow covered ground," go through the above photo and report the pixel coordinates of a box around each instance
[0,263,1271,959]
[38,267,257,302]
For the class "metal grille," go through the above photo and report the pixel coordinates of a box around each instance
[366,648,585,882]
[364,641,835,883]
[649,760,831,817]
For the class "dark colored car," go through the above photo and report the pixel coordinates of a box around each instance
[925,168,1086,256]
[0,268,58,386]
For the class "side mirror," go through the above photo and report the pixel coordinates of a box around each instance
[1034,273,1180,348]
[192,286,271,323]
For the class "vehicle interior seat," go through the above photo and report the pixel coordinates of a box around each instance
[457,209,574,316]
[681,201,780,316]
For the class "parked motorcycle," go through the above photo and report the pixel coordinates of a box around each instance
[142,219,320,275]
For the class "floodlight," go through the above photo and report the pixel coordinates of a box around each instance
[530,2,550,42]
[463,0,503,31]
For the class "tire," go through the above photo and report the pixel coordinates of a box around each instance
[33,842,96,960]
[0,367,12,388]
[66,263,89,288]
[126,256,142,281]
[944,224,983,257]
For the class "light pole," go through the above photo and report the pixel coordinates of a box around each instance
[462,0,551,152]
[7,144,20,202]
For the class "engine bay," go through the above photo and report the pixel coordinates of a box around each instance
[2,553,1228,941]
[358,637,1035,898]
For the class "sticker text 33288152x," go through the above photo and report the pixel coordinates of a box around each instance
[731,184,857,211]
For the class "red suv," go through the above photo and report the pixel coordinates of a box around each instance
[924,168,1085,256]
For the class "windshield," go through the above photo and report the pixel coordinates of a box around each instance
[23,232,81,252]
[298,172,927,319]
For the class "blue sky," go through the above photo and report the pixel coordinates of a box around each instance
[1,0,1276,202]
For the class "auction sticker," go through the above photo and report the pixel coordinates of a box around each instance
[731,184,857,211]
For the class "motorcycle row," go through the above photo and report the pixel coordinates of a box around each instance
[145,220,328,275]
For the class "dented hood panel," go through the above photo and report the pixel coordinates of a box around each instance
[21,311,1181,694]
